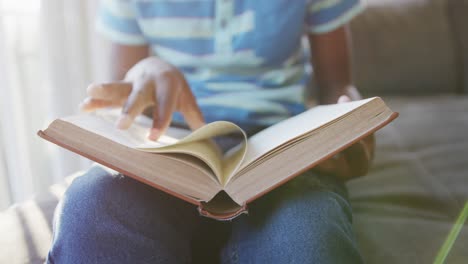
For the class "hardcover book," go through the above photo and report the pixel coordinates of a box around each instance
[39,97,398,220]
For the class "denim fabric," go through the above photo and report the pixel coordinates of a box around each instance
[47,165,362,263]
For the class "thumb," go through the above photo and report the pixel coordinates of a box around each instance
[337,95,351,104]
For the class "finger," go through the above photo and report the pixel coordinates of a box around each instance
[178,78,205,131]
[117,78,154,129]
[342,140,371,177]
[314,158,336,175]
[362,134,376,160]
[314,153,350,178]
[147,77,178,141]
[87,82,132,102]
[79,97,122,112]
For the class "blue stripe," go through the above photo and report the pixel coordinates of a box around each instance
[173,103,303,133]
[171,110,270,135]
[232,4,304,66]
[199,105,290,130]
[134,1,214,18]
[233,1,248,16]
[149,38,214,55]
[172,105,253,124]
[307,0,359,25]
[99,8,143,34]
[189,81,219,97]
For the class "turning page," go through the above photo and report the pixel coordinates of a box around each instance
[62,110,248,183]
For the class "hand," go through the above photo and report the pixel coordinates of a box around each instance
[80,57,205,140]
[313,95,375,180]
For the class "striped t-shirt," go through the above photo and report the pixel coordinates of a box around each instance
[97,0,363,132]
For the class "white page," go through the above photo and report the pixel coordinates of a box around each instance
[240,98,376,169]
[62,111,190,148]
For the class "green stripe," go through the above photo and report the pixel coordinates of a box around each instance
[434,201,468,264]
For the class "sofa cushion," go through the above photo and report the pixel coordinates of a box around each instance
[349,95,468,263]
[351,0,460,95]
[446,0,468,93]
[0,175,77,264]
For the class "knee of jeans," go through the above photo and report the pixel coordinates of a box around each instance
[60,167,120,212]
[294,189,352,226]
[258,188,353,231]
[283,190,354,239]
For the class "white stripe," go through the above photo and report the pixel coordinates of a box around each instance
[214,0,234,53]
[96,19,148,45]
[120,7,255,38]
[186,65,303,85]
[102,0,136,18]
[309,3,364,34]
[140,18,214,38]
[259,65,305,85]
[153,45,264,67]
[309,0,341,13]
[185,66,268,81]
[205,82,261,92]
[282,47,304,67]
[231,10,255,35]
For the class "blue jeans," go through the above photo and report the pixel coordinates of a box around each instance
[47,165,362,263]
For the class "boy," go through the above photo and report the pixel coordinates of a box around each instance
[48,1,372,263]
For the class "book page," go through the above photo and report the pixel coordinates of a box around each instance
[224,97,396,204]
[62,110,191,148]
[222,141,247,186]
[41,119,222,202]
[237,98,376,172]
[62,111,248,183]
[142,121,249,184]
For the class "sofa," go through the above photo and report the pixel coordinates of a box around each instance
[1,0,467,263]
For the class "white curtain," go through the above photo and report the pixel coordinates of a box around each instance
[0,0,109,209]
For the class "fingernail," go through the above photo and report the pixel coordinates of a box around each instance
[116,115,132,129]
[148,128,160,141]
[79,98,91,112]
[86,83,101,95]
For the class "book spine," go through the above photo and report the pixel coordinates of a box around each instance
[197,204,248,221]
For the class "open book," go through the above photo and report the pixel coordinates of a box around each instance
[39,97,397,220]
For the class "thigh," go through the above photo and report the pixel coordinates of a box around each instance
[47,166,201,264]
[221,171,363,264]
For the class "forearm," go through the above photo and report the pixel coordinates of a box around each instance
[309,25,360,104]
[309,25,375,179]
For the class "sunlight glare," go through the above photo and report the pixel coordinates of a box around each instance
[0,0,40,13]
